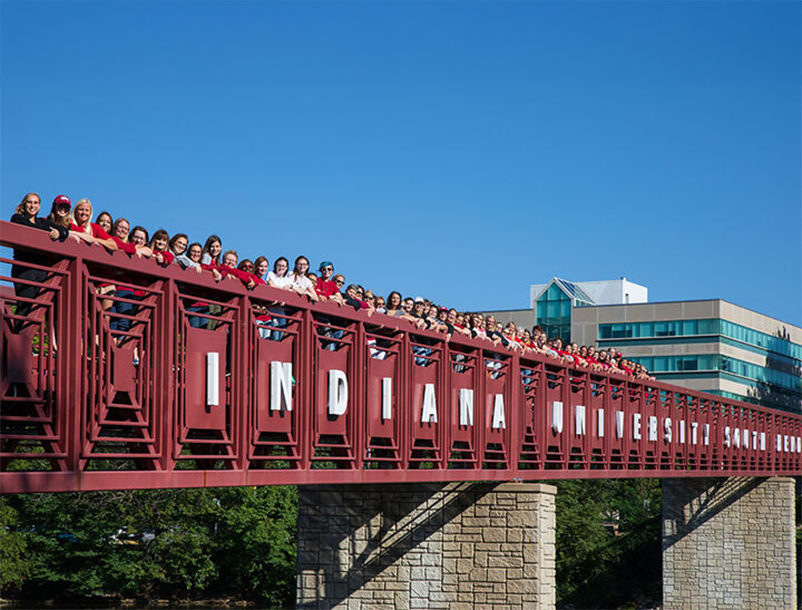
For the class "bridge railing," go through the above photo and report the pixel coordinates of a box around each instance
[1,220,799,493]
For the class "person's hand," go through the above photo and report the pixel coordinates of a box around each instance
[71,233,83,243]
[212,269,222,281]
[195,266,203,274]
[49,229,60,241]
[247,278,256,289]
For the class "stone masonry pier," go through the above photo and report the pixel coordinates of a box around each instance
[662,476,797,610]
[296,482,556,610]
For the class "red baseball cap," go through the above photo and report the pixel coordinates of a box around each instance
[53,195,71,207]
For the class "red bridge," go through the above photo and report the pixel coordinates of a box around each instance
[1,220,800,494]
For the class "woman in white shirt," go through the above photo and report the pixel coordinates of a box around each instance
[286,255,318,301]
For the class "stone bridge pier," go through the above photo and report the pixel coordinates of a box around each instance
[662,476,797,610]
[296,482,556,610]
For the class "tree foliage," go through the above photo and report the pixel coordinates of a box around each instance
[555,479,662,609]
[0,486,297,608]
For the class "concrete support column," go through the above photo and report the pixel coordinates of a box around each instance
[662,476,796,610]
[296,481,556,610]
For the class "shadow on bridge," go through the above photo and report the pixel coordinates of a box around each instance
[661,476,765,551]
[297,481,498,609]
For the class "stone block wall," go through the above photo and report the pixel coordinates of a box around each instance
[296,481,556,610]
[662,476,796,610]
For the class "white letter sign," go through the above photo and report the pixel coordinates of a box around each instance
[459,389,474,427]
[381,377,392,420]
[575,405,586,436]
[491,394,506,429]
[633,414,642,440]
[615,411,624,439]
[552,401,564,434]
[270,361,293,411]
[328,369,348,416]
[421,383,438,424]
[206,352,219,407]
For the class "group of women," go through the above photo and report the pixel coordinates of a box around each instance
[8,192,653,380]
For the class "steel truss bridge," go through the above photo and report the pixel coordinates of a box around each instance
[1,221,799,494]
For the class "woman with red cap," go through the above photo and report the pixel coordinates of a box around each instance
[9,193,71,331]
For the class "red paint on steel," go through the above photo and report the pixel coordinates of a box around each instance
[0,220,800,493]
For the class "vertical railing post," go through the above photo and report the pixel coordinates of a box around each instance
[64,255,84,476]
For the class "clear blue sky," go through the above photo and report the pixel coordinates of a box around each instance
[2,1,800,326]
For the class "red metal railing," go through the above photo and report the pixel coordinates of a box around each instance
[1,220,800,493]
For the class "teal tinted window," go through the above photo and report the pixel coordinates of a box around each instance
[628,354,801,394]
[536,282,573,343]
[698,319,719,334]
[598,318,801,360]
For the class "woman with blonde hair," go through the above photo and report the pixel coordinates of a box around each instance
[70,198,118,251]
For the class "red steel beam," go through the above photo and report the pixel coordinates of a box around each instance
[0,220,800,494]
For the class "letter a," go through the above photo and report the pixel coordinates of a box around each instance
[491,394,506,429]
[421,383,438,424]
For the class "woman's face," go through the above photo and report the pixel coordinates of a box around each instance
[74,203,91,224]
[97,214,112,233]
[209,241,222,256]
[241,261,255,273]
[295,258,309,274]
[55,204,71,220]
[172,236,187,255]
[113,221,130,240]
[154,235,168,251]
[256,260,269,277]
[389,293,400,308]
[275,259,288,275]
[188,244,202,262]
[223,252,238,268]
[376,297,385,309]
[23,195,40,217]
[130,230,147,246]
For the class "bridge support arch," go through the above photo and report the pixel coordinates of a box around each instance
[296,482,556,610]
[662,476,797,610]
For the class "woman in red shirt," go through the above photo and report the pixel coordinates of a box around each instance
[70,198,118,252]
[148,230,175,266]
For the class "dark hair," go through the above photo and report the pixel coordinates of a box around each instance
[273,257,289,275]
[202,235,222,264]
[386,291,402,311]
[96,210,113,226]
[293,255,310,274]
[169,232,188,253]
[238,259,253,271]
[130,225,149,243]
[149,229,170,251]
